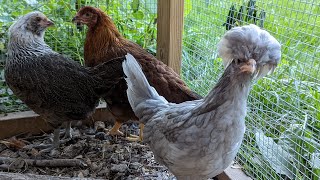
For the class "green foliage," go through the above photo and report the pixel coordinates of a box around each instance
[223,0,266,30]
[181,0,319,179]
[0,0,157,113]
[0,0,319,179]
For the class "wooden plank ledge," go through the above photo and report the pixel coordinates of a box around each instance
[0,172,104,180]
[0,167,251,180]
[0,103,114,140]
[222,165,252,180]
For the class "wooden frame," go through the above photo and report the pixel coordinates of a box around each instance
[156,0,184,74]
[0,1,252,179]
[0,103,114,140]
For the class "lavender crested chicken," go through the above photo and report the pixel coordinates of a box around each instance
[4,11,124,152]
[122,24,281,180]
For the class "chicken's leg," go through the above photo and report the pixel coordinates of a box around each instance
[109,121,124,136]
[63,122,72,139]
[37,128,61,153]
[45,128,60,151]
[126,123,144,142]
[24,126,70,153]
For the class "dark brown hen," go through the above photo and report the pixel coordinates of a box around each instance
[5,11,124,152]
[72,6,202,141]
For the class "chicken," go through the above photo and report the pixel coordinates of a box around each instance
[72,6,202,141]
[4,11,125,152]
[122,24,281,179]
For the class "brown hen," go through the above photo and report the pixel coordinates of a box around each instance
[72,6,201,141]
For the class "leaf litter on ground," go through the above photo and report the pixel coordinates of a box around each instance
[0,121,174,179]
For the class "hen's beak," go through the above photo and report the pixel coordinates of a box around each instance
[72,16,80,23]
[41,19,54,28]
[46,20,54,27]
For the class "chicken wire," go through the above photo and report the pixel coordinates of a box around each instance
[182,0,320,180]
[0,0,157,63]
[0,0,319,179]
[0,0,157,113]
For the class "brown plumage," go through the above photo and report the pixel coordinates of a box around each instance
[72,6,201,140]
[5,11,125,152]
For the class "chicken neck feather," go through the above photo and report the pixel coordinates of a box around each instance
[193,61,252,116]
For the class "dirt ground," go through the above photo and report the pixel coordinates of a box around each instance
[0,121,174,179]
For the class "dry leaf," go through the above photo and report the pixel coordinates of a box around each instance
[0,137,26,149]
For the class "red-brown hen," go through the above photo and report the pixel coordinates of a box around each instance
[72,6,202,141]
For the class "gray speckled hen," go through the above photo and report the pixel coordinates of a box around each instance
[5,11,124,152]
[122,24,281,180]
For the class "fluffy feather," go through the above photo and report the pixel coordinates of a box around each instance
[123,54,168,115]
[123,24,281,179]
[218,24,281,79]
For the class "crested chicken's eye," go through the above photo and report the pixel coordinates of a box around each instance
[36,17,41,22]
[85,13,90,17]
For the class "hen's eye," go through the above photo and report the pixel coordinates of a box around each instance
[85,13,90,17]
[36,17,42,22]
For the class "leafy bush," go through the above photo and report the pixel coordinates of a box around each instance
[0,0,319,179]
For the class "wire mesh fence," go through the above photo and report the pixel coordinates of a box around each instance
[0,0,157,63]
[0,0,319,179]
[0,0,157,113]
[182,0,320,179]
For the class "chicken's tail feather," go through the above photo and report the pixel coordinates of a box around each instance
[123,53,167,111]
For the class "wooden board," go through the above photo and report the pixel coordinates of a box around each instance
[156,0,184,74]
[0,103,114,140]
[0,172,104,180]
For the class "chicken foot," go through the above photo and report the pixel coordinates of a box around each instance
[62,122,72,139]
[109,121,144,141]
[126,123,144,142]
[109,121,124,136]
[24,127,70,153]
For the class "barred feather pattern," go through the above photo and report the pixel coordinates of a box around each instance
[5,11,124,128]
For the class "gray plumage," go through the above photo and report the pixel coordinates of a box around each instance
[218,24,281,79]
[123,24,281,180]
[5,11,124,151]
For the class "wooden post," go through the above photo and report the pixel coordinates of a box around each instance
[157,0,184,75]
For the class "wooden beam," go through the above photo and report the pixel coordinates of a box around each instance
[157,0,184,74]
[0,172,104,180]
[0,103,114,140]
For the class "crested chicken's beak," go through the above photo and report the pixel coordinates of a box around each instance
[240,59,256,75]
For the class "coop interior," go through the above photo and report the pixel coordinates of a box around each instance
[0,0,319,180]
